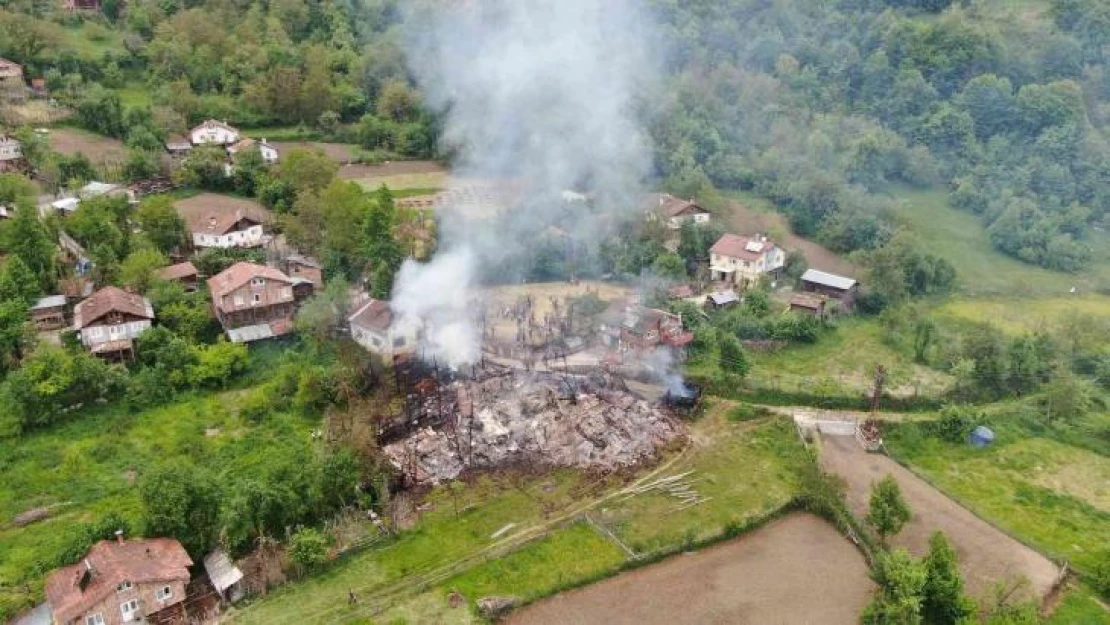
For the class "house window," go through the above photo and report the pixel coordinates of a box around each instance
[393,337,406,348]
[155,585,173,602]
[117,580,132,592]
[282,288,292,299]
[251,278,265,287]
[253,294,261,304]
[85,614,105,625]
[120,599,139,622]
[234,296,244,307]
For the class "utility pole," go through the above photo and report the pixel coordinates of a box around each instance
[870,364,886,415]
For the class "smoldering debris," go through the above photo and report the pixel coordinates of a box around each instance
[384,370,686,485]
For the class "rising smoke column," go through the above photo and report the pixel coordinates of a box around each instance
[391,0,661,367]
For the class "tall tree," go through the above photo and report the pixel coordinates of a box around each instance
[2,203,55,290]
[136,196,188,255]
[139,461,221,557]
[363,185,403,297]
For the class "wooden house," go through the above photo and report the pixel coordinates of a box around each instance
[45,535,192,625]
[799,269,858,313]
[29,294,67,330]
[789,292,827,317]
[158,262,199,292]
[73,287,154,359]
[208,262,300,343]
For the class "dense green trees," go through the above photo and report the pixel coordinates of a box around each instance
[646,0,1110,272]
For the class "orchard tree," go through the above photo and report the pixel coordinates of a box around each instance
[862,549,927,625]
[868,475,912,544]
[288,527,329,574]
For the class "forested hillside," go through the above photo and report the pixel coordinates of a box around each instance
[1,0,1108,274]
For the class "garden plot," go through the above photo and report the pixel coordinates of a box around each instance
[506,513,874,625]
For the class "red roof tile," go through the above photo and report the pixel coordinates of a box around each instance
[207,262,293,300]
[709,233,778,262]
[158,261,198,282]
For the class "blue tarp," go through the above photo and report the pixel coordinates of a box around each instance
[969,425,995,448]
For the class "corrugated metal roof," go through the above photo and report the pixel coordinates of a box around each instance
[801,269,856,291]
[707,291,739,305]
[203,550,244,593]
[30,295,66,310]
[226,323,275,343]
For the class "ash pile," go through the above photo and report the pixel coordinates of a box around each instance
[384,369,686,485]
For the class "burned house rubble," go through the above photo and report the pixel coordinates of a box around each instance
[384,366,686,485]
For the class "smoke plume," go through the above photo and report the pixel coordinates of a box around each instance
[392,0,661,366]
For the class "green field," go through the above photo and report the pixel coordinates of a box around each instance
[886,435,1110,574]
[58,23,127,61]
[935,295,1110,334]
[888,189,1110,297]
[689,317,952,399]
[228,408,809,624]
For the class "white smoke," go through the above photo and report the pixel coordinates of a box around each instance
[391,0,661,366]
[390,248,481,368]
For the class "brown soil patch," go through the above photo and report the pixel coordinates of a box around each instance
[506,513,874,625]
[819,435,1059,599]
[725,200,856,277]
[338,160,447,186]
[269,141,355,164]
[48,128,127,166]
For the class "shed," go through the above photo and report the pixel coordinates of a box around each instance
[203,549,245,603]
[29,294,67,330]
[705,290,740,309]
[969,426,995,448]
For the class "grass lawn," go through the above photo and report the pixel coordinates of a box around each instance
[228,406,809,624]
[935,295,1110,334]
[116,81,154,109]
[1048,585,1110,625]
[886,435,1110,574]
[58,23,126,61]
[691,317,952,398]
[888,188,1110,297]
[599,407,807,555]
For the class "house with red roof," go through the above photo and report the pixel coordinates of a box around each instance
[208,262,302,343]
[45,535,192,625]
[709,233,784,289]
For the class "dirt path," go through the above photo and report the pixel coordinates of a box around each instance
[506,513,874,625]
[819,435,1059,599]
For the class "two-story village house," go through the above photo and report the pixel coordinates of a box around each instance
[175,194,270,250]
[709,233,784,289]
[45,536,192,625]
[73,287,154,359]
[208,262,301,343]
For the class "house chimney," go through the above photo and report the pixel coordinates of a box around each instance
[84,558,93,571]
[115,529,124,545]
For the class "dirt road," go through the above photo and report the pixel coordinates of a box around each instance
[506,513,873,625]
[819,435,1059,598]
